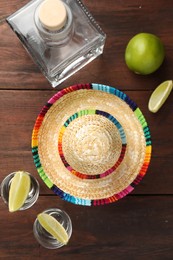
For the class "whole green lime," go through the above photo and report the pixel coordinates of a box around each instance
[125,33,165,75]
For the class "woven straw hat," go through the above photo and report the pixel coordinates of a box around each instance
[32,83,152,206]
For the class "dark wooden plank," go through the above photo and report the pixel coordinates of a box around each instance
[0,89,172,195]
[0,1,28,22]
[1,196,173,259]
[0,151,172,195]
[0,0,173,90]
[0,90,172,157]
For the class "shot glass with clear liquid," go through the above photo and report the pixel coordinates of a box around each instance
[0,171,39,211]
[33,208,72,249]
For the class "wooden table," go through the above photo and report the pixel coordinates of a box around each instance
[0,0,173,259]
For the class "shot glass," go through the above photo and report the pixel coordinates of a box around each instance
[0,171,39,211]
[33,208,72,249]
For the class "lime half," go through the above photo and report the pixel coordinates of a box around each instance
[37,213,69,245]
[148,80,173,113]
[9,171,31,212]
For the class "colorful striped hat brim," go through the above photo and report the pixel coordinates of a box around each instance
[32,83,152,206]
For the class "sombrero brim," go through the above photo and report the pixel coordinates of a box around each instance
[32,83,152,206]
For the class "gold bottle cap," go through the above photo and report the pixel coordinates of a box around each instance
[38,0,67,31]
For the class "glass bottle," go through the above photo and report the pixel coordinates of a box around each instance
[7,0,106,87]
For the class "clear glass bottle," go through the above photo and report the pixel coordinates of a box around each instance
[7,0,106,87]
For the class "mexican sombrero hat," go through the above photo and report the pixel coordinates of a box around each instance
[32,83,152,206]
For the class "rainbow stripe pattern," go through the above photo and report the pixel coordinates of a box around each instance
[58,109,127,180]
[31,83,152,206]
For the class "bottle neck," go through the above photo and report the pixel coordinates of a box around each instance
[34,1,73,46]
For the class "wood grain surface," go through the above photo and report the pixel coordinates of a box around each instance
[0,0,173,259]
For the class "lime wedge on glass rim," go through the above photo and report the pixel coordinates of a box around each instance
[37,213,69,245]
[148,80,173,113]
[8,171,31,212]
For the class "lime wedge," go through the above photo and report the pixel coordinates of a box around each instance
[37,213,69,245]
[148,80,173,113]
[9,171,31,212]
